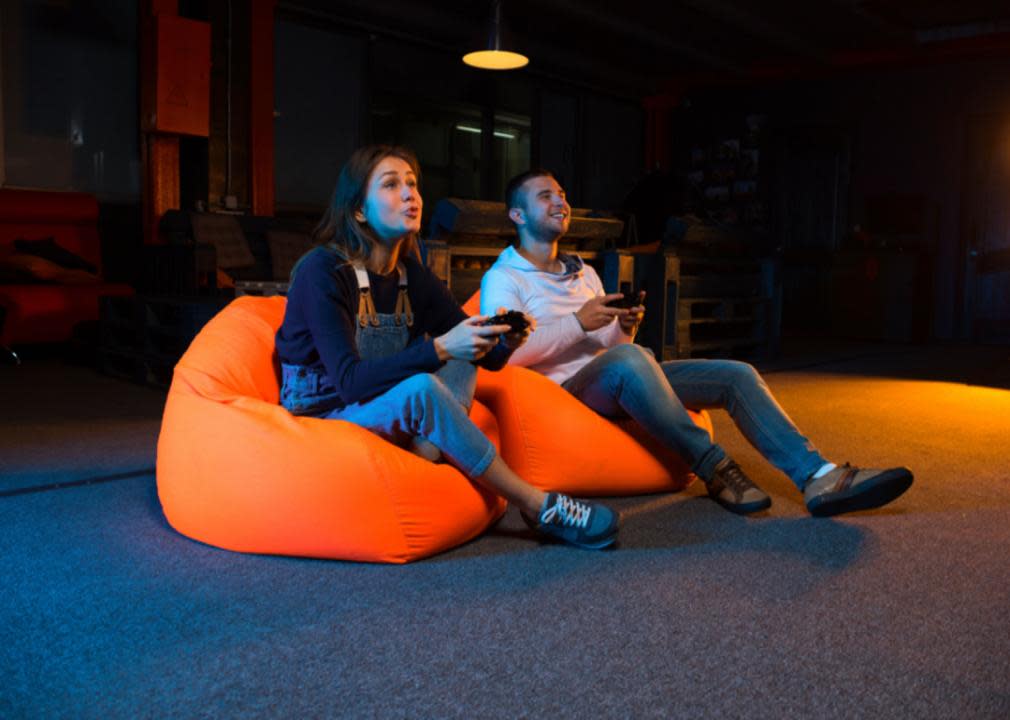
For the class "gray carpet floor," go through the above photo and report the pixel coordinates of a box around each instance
[2,343,1009,719]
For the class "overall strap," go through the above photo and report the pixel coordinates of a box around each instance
[393,263,414,327]
[352,265,379,327]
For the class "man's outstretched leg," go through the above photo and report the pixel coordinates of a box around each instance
[661,358,913,516]
[562,344,771,515]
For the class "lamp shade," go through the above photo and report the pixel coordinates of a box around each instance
[463,1,528,70]
[463,49,528,70]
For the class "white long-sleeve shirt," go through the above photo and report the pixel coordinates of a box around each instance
[480,245,632,384]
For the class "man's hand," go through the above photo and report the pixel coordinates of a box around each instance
[434,316,509,361]
[492,307,535,349]
[574,294,623,332]
[618,292,645,335]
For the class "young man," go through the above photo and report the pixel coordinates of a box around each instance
[480,169,913,517]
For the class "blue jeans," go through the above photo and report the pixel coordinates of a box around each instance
[561,344,826,487]
[324,361,496,479]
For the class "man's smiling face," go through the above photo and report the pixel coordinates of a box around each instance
[514,175,571,239]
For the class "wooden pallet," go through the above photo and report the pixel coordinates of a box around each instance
[657,252,781,360]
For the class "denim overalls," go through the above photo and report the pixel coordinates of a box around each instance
[280,263,496,478]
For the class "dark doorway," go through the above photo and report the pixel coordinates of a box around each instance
[961,115,1010,345]
[768,126,851,336]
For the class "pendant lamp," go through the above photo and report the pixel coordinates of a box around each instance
[463,0,529,70]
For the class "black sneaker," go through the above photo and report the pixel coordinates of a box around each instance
[704,458,771,515]
[804,463,913,517]
[521,492,619,550]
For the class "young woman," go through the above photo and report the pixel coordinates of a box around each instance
[275,145,617,550]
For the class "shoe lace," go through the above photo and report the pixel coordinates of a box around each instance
[541,495,590,529]
[717,461,752,495]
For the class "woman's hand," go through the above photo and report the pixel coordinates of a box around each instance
[434,316,510,361]
[493,307,535,350]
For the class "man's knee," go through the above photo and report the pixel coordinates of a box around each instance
[606,343,657,372]
[715,360,764,389]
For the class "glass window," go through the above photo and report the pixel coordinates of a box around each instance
[372,98,481,205]
[274,19,364,210]
[491,112,531,203]
[1,0,138,199]
[370,98,530,208]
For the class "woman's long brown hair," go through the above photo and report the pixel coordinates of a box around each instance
[311,144,421,266]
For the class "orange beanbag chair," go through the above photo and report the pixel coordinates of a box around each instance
[474,366,712,495]
[467,293,712,495]
[157,296,506,564]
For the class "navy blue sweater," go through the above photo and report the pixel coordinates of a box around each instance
[276,247,509,406]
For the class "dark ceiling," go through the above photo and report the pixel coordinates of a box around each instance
[281,0,1010,95]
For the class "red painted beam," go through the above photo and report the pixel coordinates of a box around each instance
[141,0,179,245]
[249,0,276,217]
[145,136,181,245]
[643,91,684,172]
[149,0,177,13]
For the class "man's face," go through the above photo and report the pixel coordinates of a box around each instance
[513,175,570,238]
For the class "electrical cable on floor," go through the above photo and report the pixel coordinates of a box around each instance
[0,468,156,498]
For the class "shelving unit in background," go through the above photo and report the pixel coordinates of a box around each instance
[425,198,633,303]
[426,241,634,303]
[655,251,781,360]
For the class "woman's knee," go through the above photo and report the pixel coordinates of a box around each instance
[398,373,453,404]
[436,359,477,410]
[395,374,465,432]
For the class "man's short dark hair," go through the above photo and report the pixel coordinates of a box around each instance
[505,169,555,211]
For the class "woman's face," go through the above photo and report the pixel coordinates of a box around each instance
[356,156,422,242]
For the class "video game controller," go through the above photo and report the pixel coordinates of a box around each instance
[608,289,645,309]
[480,310,530,333]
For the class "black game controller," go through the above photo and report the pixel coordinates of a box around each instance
[480,310,530,333]
[607,289,645,309]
